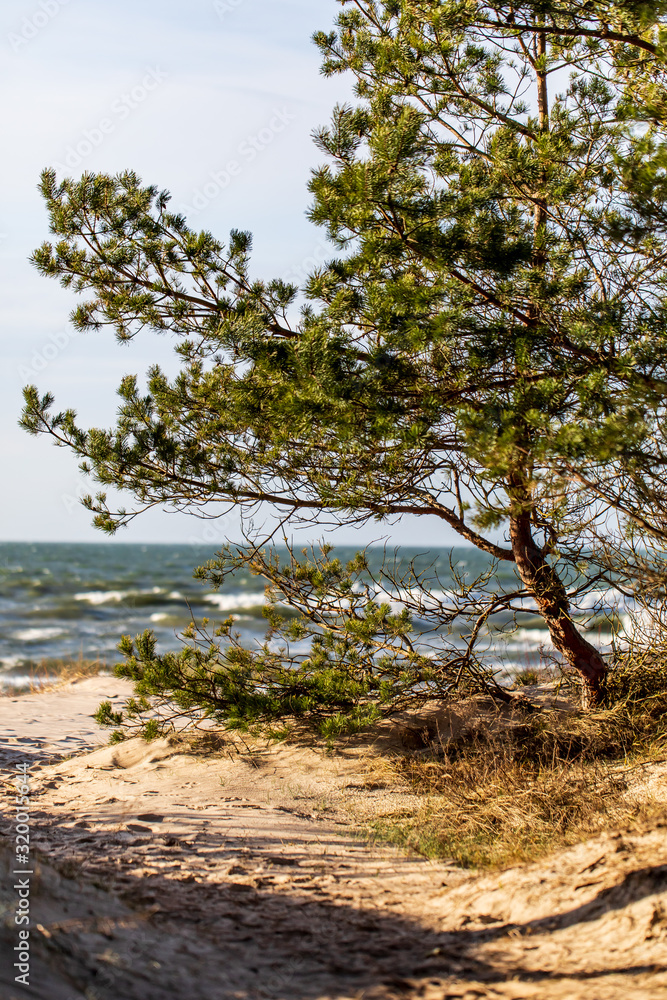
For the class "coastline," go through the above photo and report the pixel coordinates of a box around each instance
[0,541,624,693]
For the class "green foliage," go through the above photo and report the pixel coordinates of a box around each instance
[21,2,667,721]
[97,544,508,739]
[93,700,123,728]
[24,9,667,549]
[513,667,541,687]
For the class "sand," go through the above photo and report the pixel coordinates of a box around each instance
[0,675,135,767]
[1,677,666,999]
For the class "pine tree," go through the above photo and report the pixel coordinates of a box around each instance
[22,2,667,713]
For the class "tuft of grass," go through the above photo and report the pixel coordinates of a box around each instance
[366,747,648,869]
[513,668,541,687]
[55,656,109,685]
[0,655,108,696]
[363,655,667,869]
[263,724,293,742]
[602,648,667,709]
[317,704,382,740]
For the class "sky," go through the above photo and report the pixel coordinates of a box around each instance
[0,0,463,548]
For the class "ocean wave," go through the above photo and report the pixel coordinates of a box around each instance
[0,655,29,671]
[504,628,551,649]
[571,587,629,612]
[394,588,456,612]
[204,593,267,612]
[502,624,621,657]
[74,587,165,606]
[74,590,130,605]
[344,587,457,616]
[0,673,52,689]
[11,627,68,642]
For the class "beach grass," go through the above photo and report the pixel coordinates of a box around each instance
[359,672,667,869]
[0,654,109,696]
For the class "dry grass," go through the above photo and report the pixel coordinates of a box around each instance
[365,743,658,870]
[361,658,667,870]
[53,656,109,685]
[0,655,109,696]
[183,654,667,871]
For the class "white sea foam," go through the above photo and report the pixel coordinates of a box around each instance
[11,627,67,642]
[511,595,539,612]
[571,587,629,612]
[74,587,165,606]
[74,590,129,605]
[0,673,50,689]
[150,613,171,623]
[505,628,551,649]
[0,655,27,670]
[366,587,457,615]
[204,593,266,611]
[502,623,622,659]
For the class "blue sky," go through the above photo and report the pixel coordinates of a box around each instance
[0,0,462,547]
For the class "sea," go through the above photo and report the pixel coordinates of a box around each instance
[0,542,627,689]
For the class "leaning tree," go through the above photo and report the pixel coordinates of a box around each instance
[21,1,667,719]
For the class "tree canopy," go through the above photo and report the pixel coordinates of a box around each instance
[22,1,667,716]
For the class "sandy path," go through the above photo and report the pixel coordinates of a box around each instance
[1,679,666,999]
[0,676,134,767]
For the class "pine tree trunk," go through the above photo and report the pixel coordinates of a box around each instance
[504,32,606,707]
[509,508,606,708]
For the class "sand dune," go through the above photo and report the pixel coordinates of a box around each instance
[1,678,666,999]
